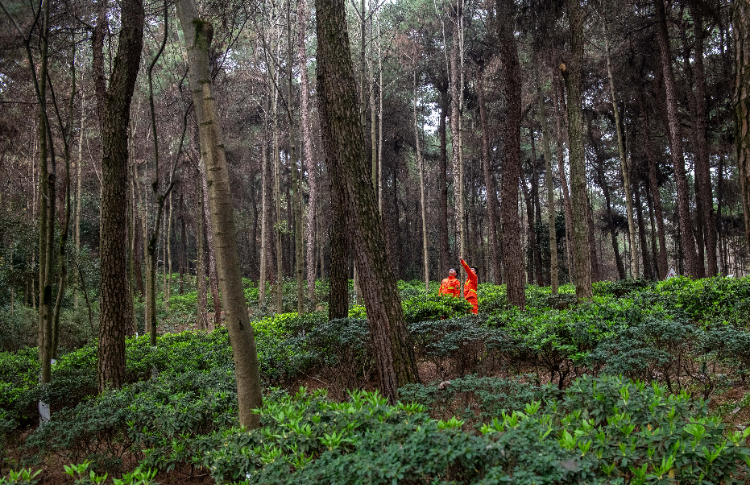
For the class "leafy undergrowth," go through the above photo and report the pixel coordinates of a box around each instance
[2,276,750,483]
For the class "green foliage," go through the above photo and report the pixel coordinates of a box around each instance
[350,293,472,322]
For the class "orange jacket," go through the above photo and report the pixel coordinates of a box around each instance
[461,259,478,301]
[439,276,461,297]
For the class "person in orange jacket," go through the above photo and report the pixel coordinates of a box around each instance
[460,259,478,314]
[438,268,461,297]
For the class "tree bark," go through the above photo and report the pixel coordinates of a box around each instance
[735,0,750,254]
[690,9,717,276]
[438,89,451,277]
[196,166,208,330]
[653,0,699,276]
[96,0,143,391]
[450,1,465,276]
[496,0,525,307]
[414,71,429,291]
[603,18,638,278]
[259,130,269,306]
[297,0,318,307]
[634,180,653,280]
[177,0,263,428]
[528,129,544,286]
[478,72,502,285]
[553,72,575,282]
[639,97,669,279]
[533,56,559,293]
[316,0,419,402]
[562,0,592,298]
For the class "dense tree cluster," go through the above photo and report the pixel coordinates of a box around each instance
[1,0,749,406]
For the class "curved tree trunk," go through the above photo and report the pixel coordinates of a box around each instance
[177,0,263,428]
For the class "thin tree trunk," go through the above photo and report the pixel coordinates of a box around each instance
[166,192,173,307]
[528,129,544,286]
[74,91,85,308]
[297,0,318,307]
[553,72,575,282]
[377,16,384,214]
[316,0,419,401]
[271,37,284,314]
[653,0,699,276]
[478,72,502,285]
[450,0,464,276]
[94,0,143,391]
[586,191,601,282]
[534,57,559,293]
[177,0,263,428]
[639,97,669,279]
[438,90,451,277]
[414,71,429,291]
[691,10,717,276]
[562,0,592,298]
[603,18,638,278]
[634,180,652,280]
[259,129,269,306]
[496,0,525,307]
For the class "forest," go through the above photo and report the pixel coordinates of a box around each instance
[2,0,750,482]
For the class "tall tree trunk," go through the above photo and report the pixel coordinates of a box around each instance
[438,90,451,277]
[603,19,638,278]
[51,36,78,358]
[316,0,419,402]
[653,0,699,276]
[450,1,465,276]
[562,0,592,298]
[74,91,85,308]
[95,0,143,391]
[271,43,284,314]
[414,71,429,291]
[735,0,750,254]
[478,72,502,285]
[496,0,525,307]
[528,129,544,286]
[259,131,269,306]
[284,2,304,316]
[639,98,669,279]
[534,57,559,293]
[177,0,263,428]
[297,0,318,307]
[691,10,717,276]
[553,72,575,282]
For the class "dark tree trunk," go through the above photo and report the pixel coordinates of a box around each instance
[478,73,502,284]
[634,180,653,280]
[529,130,544,286]
[96,0,143,391]
[316,0,419,402]
[639,97,669,279]
[496,0,525,307]
[733,0,750,255]
[328,173,349,320]
[653,0,699,276]
[553,70,575,283]
[690,9,718,276]
[562,0,592,298]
